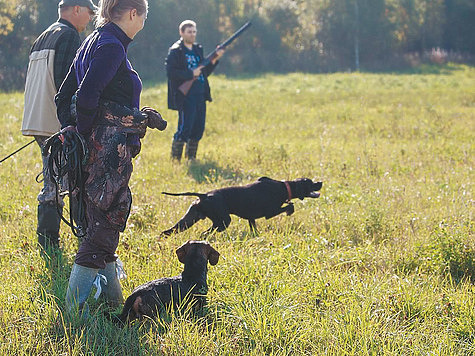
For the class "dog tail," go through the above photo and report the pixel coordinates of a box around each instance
[162,191,207,199]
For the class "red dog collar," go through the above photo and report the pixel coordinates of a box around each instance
[284,181,292,201]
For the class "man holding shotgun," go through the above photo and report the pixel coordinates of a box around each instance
[166,20,225,161]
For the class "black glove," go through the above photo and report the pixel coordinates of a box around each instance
[141,106,167,131]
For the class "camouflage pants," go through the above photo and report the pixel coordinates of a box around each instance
[75,102,147,269]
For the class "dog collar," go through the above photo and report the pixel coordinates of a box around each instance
[284,181,292,201]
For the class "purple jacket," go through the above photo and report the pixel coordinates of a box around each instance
[56,22,142,135]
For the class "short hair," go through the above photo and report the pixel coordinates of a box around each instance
[179,20,196,33]
[58,5,72,17]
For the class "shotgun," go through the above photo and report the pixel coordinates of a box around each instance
[178,21,251,96]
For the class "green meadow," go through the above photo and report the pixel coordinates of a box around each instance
[0,65,474,354]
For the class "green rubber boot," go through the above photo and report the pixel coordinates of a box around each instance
[171,139,185,161]
[37,202,61,251]
[185,140,199,160]
[65,263,99,317]
[98,261,124,308]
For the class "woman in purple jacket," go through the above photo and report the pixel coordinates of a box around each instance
[56,0,166,315]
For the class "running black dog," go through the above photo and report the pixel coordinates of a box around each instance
[161,177,322,236]
[117,240,219,323]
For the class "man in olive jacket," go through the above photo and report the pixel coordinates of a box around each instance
[165,20,224,160]
[21,0,95,251]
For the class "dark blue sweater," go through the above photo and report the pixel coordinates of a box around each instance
[56,22,142,135]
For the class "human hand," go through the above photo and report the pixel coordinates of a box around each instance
[141,106,167,131]
[193,66,203,77]
[59,125,77,143]
[215,47,225,60]
[211,47,225,64]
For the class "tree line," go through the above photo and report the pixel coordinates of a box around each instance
[0,0,474,91]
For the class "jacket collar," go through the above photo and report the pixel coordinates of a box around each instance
[177,39,201,51]
[58,18,78,33]
[101,22,133,49]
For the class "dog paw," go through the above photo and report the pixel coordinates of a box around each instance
[160,230,172,238]
[286,204,295,216]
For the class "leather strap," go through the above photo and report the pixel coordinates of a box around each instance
[284,181,292,201]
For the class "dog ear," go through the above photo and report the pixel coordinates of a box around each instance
[207,245,220,266]
[176,241,190,264]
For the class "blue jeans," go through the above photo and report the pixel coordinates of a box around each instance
[174,93,206,142]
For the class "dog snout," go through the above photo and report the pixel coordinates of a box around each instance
[313,181,323,191]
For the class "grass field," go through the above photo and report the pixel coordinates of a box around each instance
[0,64,474,355]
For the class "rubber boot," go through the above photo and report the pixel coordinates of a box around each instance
[185,140,199,160]
[171,139,185,161]
[65,263,99,316]
[37,202,62,251]
[98,261,124,307]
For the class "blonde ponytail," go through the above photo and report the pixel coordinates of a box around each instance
[95,0,148,27]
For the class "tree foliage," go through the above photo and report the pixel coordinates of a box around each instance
[0,0,474,91]
[0,0,17,36]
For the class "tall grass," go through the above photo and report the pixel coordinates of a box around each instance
[0,64,474,354]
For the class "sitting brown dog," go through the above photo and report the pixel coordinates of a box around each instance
[161,177,322,236]
[117,240,219,323]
